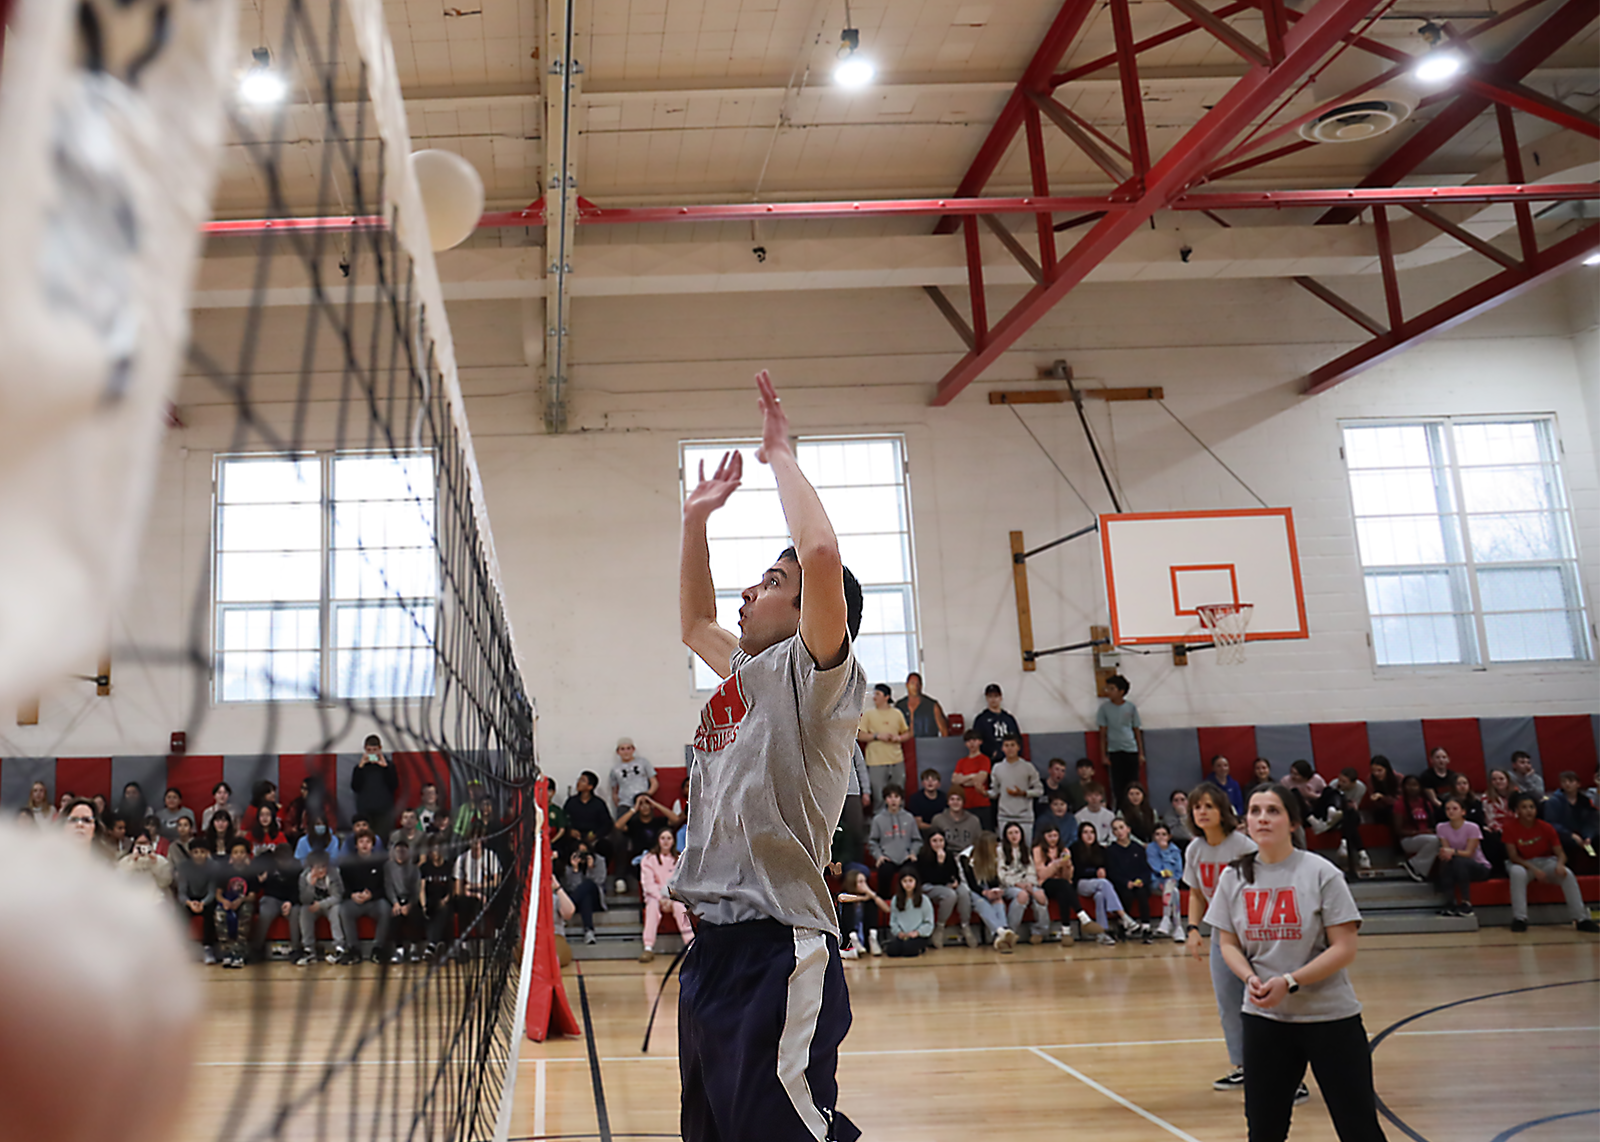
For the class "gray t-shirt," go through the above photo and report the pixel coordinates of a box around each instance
[1182,830,1257,902]
[610,756,658,807]
[1096,699,1141,753]
[1204,850,1363,1023]
[671,635,866,934]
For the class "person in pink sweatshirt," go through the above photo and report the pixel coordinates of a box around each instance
[640,826,694,963]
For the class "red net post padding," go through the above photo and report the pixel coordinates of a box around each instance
[524,779,579,1042]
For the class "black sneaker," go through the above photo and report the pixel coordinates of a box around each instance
[1438,906,1460,918]
[1510,919,1528,933]
[294,952,315,967]
[1213,1067,1245,1091]
[1294,1083,1310,1105]
[1576,919,1600,933]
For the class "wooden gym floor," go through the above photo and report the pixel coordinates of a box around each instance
[183,928,1598,1141]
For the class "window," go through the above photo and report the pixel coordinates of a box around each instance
[1341,418,1590,667]
[214,453,437,701]
[680,437,918,690]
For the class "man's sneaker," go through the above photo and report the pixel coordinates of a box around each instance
[840,943,859,960]
[962,925,979,949]
[867,930,883,957]
[1172,926,1187,944]
[1155,917,1172,937]
[615,878,627,895]
[1576,919,1600,933]
[1077,910,1105,937]
[370,948,387,964]
[226,956,245,970]
[202,947,219,965]
[583,929,598,945]
[1309,815,1333,835]
[326,946,347,965]
[1358,850,1372,870]
[1213,1068,1245,1091]
[341,948,362,966]
[270,943,293,960]
[1096,933,1117,947]
[295,951,316,966]
[409,946,425,963]
[639,947,655,963]
[1294,1083,1311,1105]
[1141,930,1153,945]
[1510,918,1528,933]
[1402,862,1427,883]
[1457,904,1475,916]
[1438,906,1460,918]
[391,948,408,964]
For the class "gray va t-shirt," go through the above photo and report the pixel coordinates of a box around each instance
[1204,849,1364,1023]
[671,635,866,934]
[1182,830,1257,902]
[1096,699,1141,753]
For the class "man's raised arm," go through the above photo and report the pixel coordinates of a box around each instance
[755,371,849,670]
[681,451,742,678]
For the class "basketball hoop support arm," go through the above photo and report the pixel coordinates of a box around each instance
[1010,523,1101,670]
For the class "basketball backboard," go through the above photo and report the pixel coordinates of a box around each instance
[1101,509,1309,645]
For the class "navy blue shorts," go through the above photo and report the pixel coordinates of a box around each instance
[679,918,858,1142]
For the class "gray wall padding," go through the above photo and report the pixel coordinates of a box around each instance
[1478,716,1538,775]
[1028,732,1089,779]
[1255,723,1315,768]
[1365,720,1427,774]
[909,736,966,789]
[1144,728,1202,806]
[0,757,54,811]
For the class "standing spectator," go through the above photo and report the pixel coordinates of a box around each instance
[1206,756,1245,815]
[867,785,921,897]
[1508,751,1545,802]
[858,683,912,808]
[833,743,870,870]
[562,772,616,867]
[201,782,234,832]
[1063,758,1099,814]
[1105,818,1153,942]
[915,832,968,948]
[1037,758,1073,817]
[250,845,301,962]
[421,838,460,958]
[951,729,995,830]
[989,734,1043,839]
[1096,675,1145,808]
[997,821,1049,944]
[608,737,658,809]
[1207,784,1384,1141]
[930,789,984,854]
[415,781,446,834]
[884,868,935,957]
[1032,825,1075,944]
[1481,769,1515,871]
[1164,789,1195,846]
[1543,771,1599,864]
[956,831,1015,951]
[1503,793,1597,933]
[384,838,424,962]
[24,781,52,823]
[1147,823,1185,940]
[453,831,502,957]
[153,788,195,840]
[1074,784,1115,844]
[1435,798,1491,917]
[1069,822,1124,947]
[292,851,344,966]
[214,839,258,970]
[337,831,390,964]
[246,803,289,857]
[1417,746,1458,807]
[175,836,218,962]
[1395,775,1440,883]
[971,684,1021,762]
[352,734,400,840]
[1117,782,1157,843]
[1183,783,1259,1094]
[1033,793,1075,847]
[905,769,945,837]
[639,827,694,963]
[895,672,950,738]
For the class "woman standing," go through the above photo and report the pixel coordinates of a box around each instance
[1208,785,1386,1141]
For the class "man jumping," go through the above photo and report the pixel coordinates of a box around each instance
[671,370,867,1142]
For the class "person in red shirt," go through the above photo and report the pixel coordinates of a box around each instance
[1501,794,1597,934]
[951,728,994,831]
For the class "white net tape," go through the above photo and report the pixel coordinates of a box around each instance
[1197,603,1254,666]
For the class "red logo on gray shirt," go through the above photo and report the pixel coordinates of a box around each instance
[696,672,749,753]
[1243,887,1303,940]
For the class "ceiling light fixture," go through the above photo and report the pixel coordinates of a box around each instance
[1584,251,1600,266]
[1413,22,1463,84]
[240,47,287,105]
[834,3,874,88]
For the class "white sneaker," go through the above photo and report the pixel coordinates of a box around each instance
[1155,917,1172,936]
[840,944,859,960]
[583,929,597,946]
[1096,933,1117,946]
[1358,850,1372,870]
[867,930,883,957]
[615,878,627,895]
[1336,840,1349,857]
[1172,925,1187,943]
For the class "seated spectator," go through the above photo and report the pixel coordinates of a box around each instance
[415,781,446,835]
[295,818,343,863]
[101,813,132,858]
[1509,750,1545,802]
[251,780,279,818]
[1435,797,1491,917]
[1364,755,1401,839]
[1117,782,1156,843]
[117,828,175,899]
[895,672,950,738]
[639,827,694,964]
[1543,771,1599,865]
[1284,759,1328,811]
[884,868,935,957]
[1503,793,1598,934]
[560,842,606,946]
[421,838,460,958]
[562,771,616,867]
[1396,775,1440,883]
[1418,746,1459,807]
[1481,769,1515,870]
[214,839,258,969]
[1033,793,1075,846]
[201,781,234,832]
[1037,758,1073,818]
[1444,773,1488,829]
[279,778,311,844]
[384,838,424,963]
[951,729,995,830]
[1146,823,1185,940]
[292,850,344,966]
[609,736,659,809]
[22,781,51,823]
[998,821,1049,944]
[930,789,984,854]
[1031,825,1075,944]
[905,768,946,837]
[867,785,921,897]
[152,788,194,839]
[251,845,301,962]
[168,815,198,864]
[54,790,75,820]
[1074,783,1115,844]
[390,807,426,855]
[956,831,1015,952]
[1162,789,1194,846]
[1069,822,1125,947]
[913,832,965,948]
[337,832,390,965]
[453,830,502,956]
[176,836,218,962]
[116,782,152,832]
[1318,767,1371,877]
[1244,757,1274,802]
[205,807,236,861]
[451,780,486,837]
[1063,758,1098,815]
[835,867,879,959]
[990,734,1043,839]
[1105,818,1153,942]
[246,803,289,857]
[1205,755,1244,815]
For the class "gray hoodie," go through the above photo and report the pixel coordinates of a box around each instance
[867,807,921,865]
[298,865,345,910]
[384,857,422,907]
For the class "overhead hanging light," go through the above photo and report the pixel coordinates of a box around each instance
[1583,251,1600,266]
[1413,22,1463,84]
[240,47,287,105]
[834,4,874,88]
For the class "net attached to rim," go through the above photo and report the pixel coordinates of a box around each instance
[1196,602,1254,665]
[0,0,541,1136]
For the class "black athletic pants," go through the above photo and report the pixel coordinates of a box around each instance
[1107,751,1140,810]
[1242,1012,1387,1142]
[1438,855,1490,905]
[679,918,859,1142]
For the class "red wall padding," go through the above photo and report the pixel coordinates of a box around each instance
[1534,715,1598,786]
[55,757,112,803]
[167,755,224,815]
[1421,718,1486,788]
[1196,726,1257,779]
[277,754,340,821]
[1309,722,1371,781]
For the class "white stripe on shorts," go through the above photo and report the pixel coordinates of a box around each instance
[778,927,830,1141]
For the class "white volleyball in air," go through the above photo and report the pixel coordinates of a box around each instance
[410,149,485,251]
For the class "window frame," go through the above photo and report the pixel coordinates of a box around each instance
[211,450,439,705]
[1339,414,1593,672]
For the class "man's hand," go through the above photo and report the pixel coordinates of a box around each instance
[280,901,292,917]
[685,451,743,518]
[753,370,792,464]
[1531,866,1548,883]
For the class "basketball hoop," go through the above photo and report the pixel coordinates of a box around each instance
[1196,603,1254,665]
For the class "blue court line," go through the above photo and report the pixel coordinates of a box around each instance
[1489,1109,1600,1142]
[1367,977,1599,1142]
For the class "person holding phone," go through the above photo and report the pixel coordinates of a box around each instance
[352,733,400,840]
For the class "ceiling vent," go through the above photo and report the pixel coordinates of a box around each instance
[1299,95,1415,143]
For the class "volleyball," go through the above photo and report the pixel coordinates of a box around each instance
[410,149,485,252]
